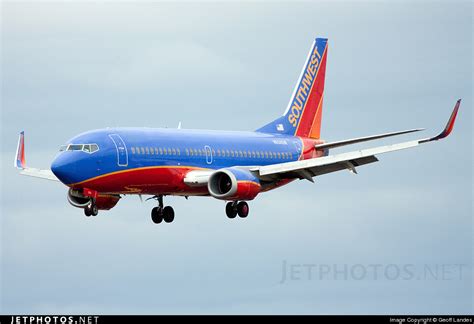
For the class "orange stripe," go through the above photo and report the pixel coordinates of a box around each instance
[309,95,324,139]
[237,180,261,188]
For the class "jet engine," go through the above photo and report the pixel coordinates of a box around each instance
[67,188,120,210]
[208,167,261,201]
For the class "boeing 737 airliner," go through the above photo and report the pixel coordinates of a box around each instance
[15,38,460,224]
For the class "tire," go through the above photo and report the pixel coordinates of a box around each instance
[151,207,163,224]
[163,206,175,223]
[226,202,237,219]
[84,206,92,217]
[91,204,99,216]
[237,201,249,218]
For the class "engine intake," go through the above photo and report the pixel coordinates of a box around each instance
[68,188,91,208]
[67,188,120,210]
[208,168,261,201]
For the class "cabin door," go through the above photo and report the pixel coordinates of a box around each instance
[109,134,128,167]
[204,145,213,165]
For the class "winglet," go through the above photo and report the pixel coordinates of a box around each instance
[420,99,461,143]
[14,131,26,169]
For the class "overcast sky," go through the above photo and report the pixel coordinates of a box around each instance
[1,1,472,314]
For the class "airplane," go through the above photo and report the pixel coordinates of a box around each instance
[14,38,460,224]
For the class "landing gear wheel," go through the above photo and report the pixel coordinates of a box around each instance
[237,201,249,218]
[151,207,163,224]
[226,202,237,219]
[91,204,99,216]
[163,206,175,223]
[84,206,92,217]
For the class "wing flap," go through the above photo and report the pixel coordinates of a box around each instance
[253,141,417,180]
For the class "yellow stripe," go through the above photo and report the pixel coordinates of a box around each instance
[237,180,261,188]
[295,45,328,135]
[69,165,211,186]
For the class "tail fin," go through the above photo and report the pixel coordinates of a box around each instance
[256,38,328,139]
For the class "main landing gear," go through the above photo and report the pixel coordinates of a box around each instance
[225,201,249,219]
[150,195,175,224]
[84,200,98,217]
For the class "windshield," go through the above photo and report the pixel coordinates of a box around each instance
[61,144,99,153]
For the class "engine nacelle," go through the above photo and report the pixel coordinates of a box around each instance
[208,167,261,201]
[67,188,120,210]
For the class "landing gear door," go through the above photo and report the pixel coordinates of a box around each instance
[109,134,128,167]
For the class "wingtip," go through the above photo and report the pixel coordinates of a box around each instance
[14,131,26,169]
[421,99,460,143]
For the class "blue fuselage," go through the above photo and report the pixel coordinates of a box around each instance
[51,128,306,190]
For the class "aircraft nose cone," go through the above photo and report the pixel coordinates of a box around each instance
[51,155,76,184]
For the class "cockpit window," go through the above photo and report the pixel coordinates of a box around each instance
[68,144,84,151]
[63,144,100,153]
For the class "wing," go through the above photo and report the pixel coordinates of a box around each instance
[251,99,461,182]
[14,131,60,182]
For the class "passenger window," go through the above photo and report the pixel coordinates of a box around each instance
[150,147,154,155]
[177,148,180,155]
[172,148,176,155]
[131,147,136,154]
[185,148,189,156]
[145,147,150,155]
[240,151,244,158]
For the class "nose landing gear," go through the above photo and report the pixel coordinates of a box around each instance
[150,195,175,224]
